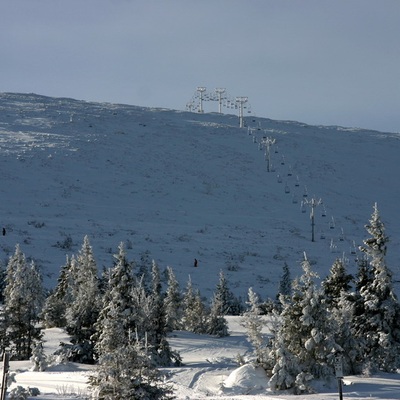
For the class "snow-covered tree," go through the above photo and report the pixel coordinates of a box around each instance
[130,275,180,367]
[163,266,182,332]
[30,341,47,371]
[89,341,174,400]
[207,292,229,337]
[352,204,400,372]
[65,236,100,345]
[212,270,240,315]
[41,256,73,328]
[242,287,267,365]
[93,242,135,357]
[331,292,360,374]
[3,245,44,360]
[270,253,339,391]
[268,332,301,392]
[321,257,353,309]
[277,262,292,302]
[94,248,180,367]
[182,277,207,334]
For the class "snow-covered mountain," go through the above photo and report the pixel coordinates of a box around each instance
[0,92,399,300]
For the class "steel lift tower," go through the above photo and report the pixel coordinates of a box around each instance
[196,87,207,113]
[215,88,226,113]
[236,96,248,128]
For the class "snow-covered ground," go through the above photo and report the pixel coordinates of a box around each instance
[0,92,399,300]
[8,318,400,399]
[1,92,400,398]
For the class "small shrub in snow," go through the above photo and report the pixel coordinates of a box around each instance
[30,341,47,371]
[54,341,95,364]
[8,386,29,400]
[28,387,40,396]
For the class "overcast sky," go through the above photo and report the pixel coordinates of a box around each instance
[1,1,399,132]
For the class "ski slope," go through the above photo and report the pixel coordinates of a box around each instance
[0,92,399,301]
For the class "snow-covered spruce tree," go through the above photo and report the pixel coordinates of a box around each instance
[41,256,73,328]
[207,291,229,337]
[89,340,174,400]
[271,253,339,392]
[241,287,267,366]
[92,242,135,357]
[65,236,100,346]
[57,237,101,363]
[3,245,44,360]
[30,341,47,371]
[163,266,182,332]
[276,262,292,303]
[181,277,207,334]
[321,257,353,309]
[149,261,181,365]
[352,203,400,372]
[212,270,241,315]
[330,290,360,374]
[136,250,152,291]
[321,257,357,374]
[268,330,301,392]
[130,274,181,367]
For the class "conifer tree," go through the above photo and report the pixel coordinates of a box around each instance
[277,262,292,301]
[241,287,266,365]
[268,332,300,392]
[352,204,400,372]
[321,257,353,309]
[130,275,181,367]
[213,270,239,315]
[182,277,207,334]
[93,242,135,357]
[65,236,100,344]
[3,245,44,359]
[270,253,339,391]
[89,341,174,400]
[41,256,73,328]
[331,291,360,374]
[30,341,47,372]
[164,267,182,332]
[207,292,229,337]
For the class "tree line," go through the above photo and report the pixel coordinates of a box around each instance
[0,203,399,397]
[243,203,400,394]
[0,237,241,398]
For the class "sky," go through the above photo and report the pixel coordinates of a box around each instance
[1,0,399,133]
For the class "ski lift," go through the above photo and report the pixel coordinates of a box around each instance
[320,231,326,240]
[329,217,335,229]
[321,205,327,217]
[277,174,282,183]
[303,186,308,198]
[292,194,298,204]
[287,166,293,176]
[339,228,345,241]
[295,176,300,187]
[300,201,306,213]
[275,146,279,154]
[281,155,285,165]
[285,184,290,194]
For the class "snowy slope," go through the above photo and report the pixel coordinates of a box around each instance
[9,318,400,400]
[0,92,399,302]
